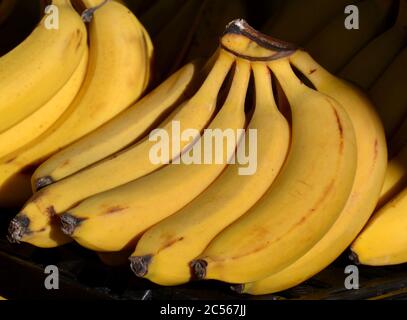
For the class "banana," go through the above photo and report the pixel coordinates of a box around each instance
[339,0,407,90]
[58,56,251,253]
[153,0,208,80]
[0,0,16,25]
[129,62,290,286]
[377,143,407,208]
[351,185,407,266]
[33,62,199,188]
[369,47,407,138]
[140,0,187,37]
[262,0,357,45]
[237,50,387,295]
[183,0,249,63]
[305,0,393,72]
[23,52,231,231]
[8,49,234,248]
[390,115,407,156]
[190,20,357,284]
[0,0,152,209]
[0,0,87,132]
[0,50,89,160]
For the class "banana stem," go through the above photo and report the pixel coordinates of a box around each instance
[81,0,111,22]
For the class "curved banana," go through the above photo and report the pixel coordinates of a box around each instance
[369,47,407,137]
[339,0,407,90]
[21,52,231,233]
[129,62,290,286]
[32,61,199,188]
[238,50,387,295]
[377,143,407,208]
[57,57,251,253]
[351,186,407,266]
[0,50,89,160]
[191,21,358,284]
[305,0,392,72]
[0,0,87,132]
[0,0,17,25]
[262,0,357,45]
[0,0,152,210]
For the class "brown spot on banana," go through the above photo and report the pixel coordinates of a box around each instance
[103,205,129,215]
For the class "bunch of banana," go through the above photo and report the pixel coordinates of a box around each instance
[0,0,153,208]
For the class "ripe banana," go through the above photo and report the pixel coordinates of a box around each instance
[23,53,231,231]
[306,0,393,72]
[0,0,152,209]
[262,0,357,45]
[237,50,387,295]
[0,0,87,132]
[377,143,407,208]
[351,186,407,266]
[339,0,407,90]
[32,61,199,188]
[58,57,251,252]
[0,0,16,25]
[0,50,89,160]
[369,47,407,138]
[129,62,290,286]
[191,21,358,284]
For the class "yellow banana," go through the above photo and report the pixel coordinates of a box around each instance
[340,0,407,90]
[377,143,407,208]
[351,185,407,266]
[0,50,89,160]
[0,0,16,24]
[0,0,87,132]
[369,47,407,138]
[58,57,251,253]
[0,0,152,209]
[22,52,231,231]
[191,20,357,284]
[32,61,199,189]
[238,50,387,295]
[262,0,357,45]
[306,0,392,72]
[129,62,290,286]
[8,50,234,248]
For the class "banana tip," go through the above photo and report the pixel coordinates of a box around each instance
[349,250,360,265]
[129,255,152,277]
[230,284,245,294]
[60,213,85,236]
[190,259,207,280]
[35,176,54,191]
[7,214,30,243]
